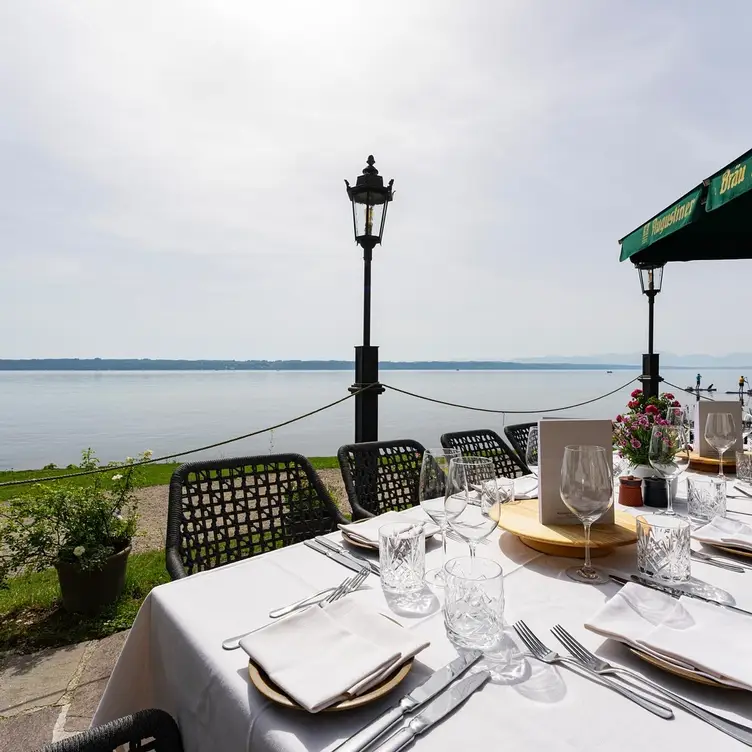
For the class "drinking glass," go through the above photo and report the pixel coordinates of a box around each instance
[742,409,752,450]
[704,412,736,477]
[636,514,691,583]
[444,556,504,652]
[419,447,461,586]
[735,450,752,484]
[559,445,613,584]
[445,457,500,557]
[525,427,539,476]
[648,423,690,516]
[687,478,727,522]
[379,522,425,599]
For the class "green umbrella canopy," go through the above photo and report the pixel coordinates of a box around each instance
[619,148,752,265]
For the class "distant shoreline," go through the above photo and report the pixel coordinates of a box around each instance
[0,358,745,371]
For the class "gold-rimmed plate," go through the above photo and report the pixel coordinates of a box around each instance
[630,648,740,689]
[248,659,413,711]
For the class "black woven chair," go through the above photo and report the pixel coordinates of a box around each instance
[337,440,426,520]
[504,422,536,462]
[166,453,347,579]
[440,429,530,478]
[39,709,183,752]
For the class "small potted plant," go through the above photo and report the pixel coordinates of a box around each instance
[0,448,149,614]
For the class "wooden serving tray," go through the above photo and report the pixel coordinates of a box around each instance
[496,498,637,558]
[688,451,736,472]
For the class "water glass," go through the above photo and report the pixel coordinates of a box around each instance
[687,478,727,522]
[636,514,691,583]
[648,423,690,516]
[525,427,539,476]
[704,413,736,477]
[735,451,752,483]
[443,556,504,652]
[379,522,425,597]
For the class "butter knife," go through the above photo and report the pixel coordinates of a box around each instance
[315,536,381,575]
[332,651,483,752]
[372,670,491,752]
[304,539,365,574]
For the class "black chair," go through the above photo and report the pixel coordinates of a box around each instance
[337,440,425,520]
[40,709,183,752]
[440,429,530,478]
[504,422,536,462]
[166,453,347,579]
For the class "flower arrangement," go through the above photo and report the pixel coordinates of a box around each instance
[613,389,682,467]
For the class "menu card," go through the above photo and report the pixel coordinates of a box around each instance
[693,400,743,457]
[538,419,614,525]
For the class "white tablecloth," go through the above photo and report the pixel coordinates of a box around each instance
[93,477,752,752]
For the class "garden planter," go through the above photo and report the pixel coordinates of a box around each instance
[55,545,131,614]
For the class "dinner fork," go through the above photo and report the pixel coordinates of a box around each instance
[221,568,369,650]
[513,621,673,719]
[551,624,752,745]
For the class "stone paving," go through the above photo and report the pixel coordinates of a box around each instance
[0,631,128,751]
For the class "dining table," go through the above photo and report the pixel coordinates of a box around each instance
[92,471,752,752]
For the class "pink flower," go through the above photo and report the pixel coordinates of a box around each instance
[631,439,641,449]
[631,389,643,398]
[672,400,681,407]
[628,400,639,409]
[664,393,675,400]
[645,405,659,415]
[616,414,623,423]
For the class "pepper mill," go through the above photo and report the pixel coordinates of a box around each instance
[643,476,668,508]
[618,475,643,507]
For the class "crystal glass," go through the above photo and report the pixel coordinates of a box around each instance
[419,447,461,586]
[636,513,691,583]
[525,427,539,476]
[559,445,613,584]
[743,410,752,450]
[687,478,727,523]
[648,423,690,516]
[735,451,752,484]
[445,457,500,557]
[379,522,425,599]
[443,556,504,652]
[705,412,736,477]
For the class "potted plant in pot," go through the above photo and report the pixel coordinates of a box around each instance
[0,448,148,614]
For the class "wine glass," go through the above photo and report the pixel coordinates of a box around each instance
[559,445,613,584]
[419,447,460,586]
[525,427,539,477]
[704,413,736,477]
[649,423,690,516]
[444,456,499,557]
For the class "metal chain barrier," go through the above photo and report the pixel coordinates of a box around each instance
[663,379,716,402]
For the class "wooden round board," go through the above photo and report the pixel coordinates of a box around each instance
[630,649,736,689]
[496,498,637,558]
[248,659,412,711]
[688,451,736,472]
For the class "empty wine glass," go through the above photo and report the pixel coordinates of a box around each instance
[649,424,690,516]
[525,427,539,476]
[444,456,499,557]
[559,445,613,584]
[419,447,461,586]
[704,413,736,477]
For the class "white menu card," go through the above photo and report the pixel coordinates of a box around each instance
[538,419,614,525]
[693,400,743,457]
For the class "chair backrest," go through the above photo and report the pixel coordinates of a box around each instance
[40,708,183,752]
[440,429,530,478]
[337,439,426,519]
[166,453,345,579]
[504,422,536,461]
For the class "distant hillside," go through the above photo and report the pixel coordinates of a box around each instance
[0,358,639,372]
[517,353,752,368]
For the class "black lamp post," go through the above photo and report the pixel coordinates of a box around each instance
[345,155,394,442]
[636,262,665,398]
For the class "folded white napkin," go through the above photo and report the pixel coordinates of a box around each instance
[509,474,538,500]
[241,599,428,712]
[339,511,440,547]
[585,582,751,689]
[692,515,752,552]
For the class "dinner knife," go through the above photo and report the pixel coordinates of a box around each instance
[690,550,746,573]
[332,650,483,752]
[304,539,366,574]
[372,670,491,752]
[315,536,381,575]
[609,574,752,617]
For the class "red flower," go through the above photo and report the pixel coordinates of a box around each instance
[664,393,675,400]
[627,400,639,409]
[631,389,643,398]
[645,404,659,415]
[672,400,681,407]
[616,414,623,422]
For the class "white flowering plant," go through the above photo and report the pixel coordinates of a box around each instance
[0,448,149,583]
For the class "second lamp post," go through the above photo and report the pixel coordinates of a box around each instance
[636,261,665,398]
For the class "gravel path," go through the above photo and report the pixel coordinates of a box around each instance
[131,469,350,554]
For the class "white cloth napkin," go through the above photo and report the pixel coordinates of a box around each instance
[692,515,752,552]
[585,582,752,689]
[509,474,538,499]
[240,599,429,712]
[339,511,439,547]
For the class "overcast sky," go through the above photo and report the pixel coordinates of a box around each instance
[1,1,750,361]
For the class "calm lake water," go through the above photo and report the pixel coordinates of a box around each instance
[0,369,743,469]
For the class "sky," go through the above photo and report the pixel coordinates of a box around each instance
[1,0,751,361]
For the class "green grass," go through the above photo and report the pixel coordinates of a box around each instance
[0,550,170,653]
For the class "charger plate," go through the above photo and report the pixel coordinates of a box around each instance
[248,659,412,711]
[630,648,738,689]
[496,498,637,558]
[688,451,736,472]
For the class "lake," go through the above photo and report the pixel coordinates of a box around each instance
[0,368,742,469]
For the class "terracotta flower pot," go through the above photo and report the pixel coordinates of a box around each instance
[55,545,131,614]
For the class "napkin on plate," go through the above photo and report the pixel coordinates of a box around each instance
[339,511,440,547]
[692,515,752,552]
[510,474,538,500]
[240,599,428,712]
[585,582,752,689]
